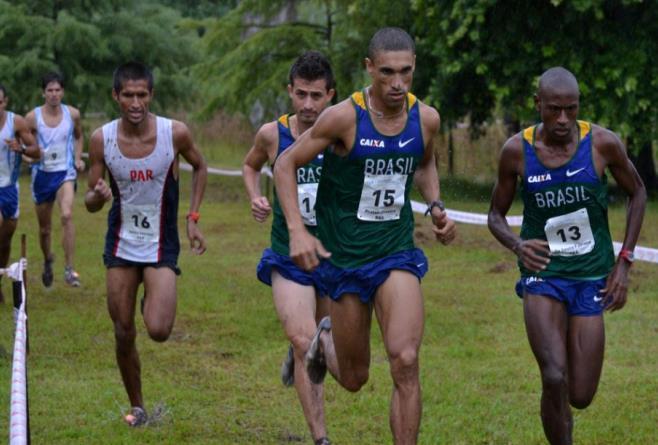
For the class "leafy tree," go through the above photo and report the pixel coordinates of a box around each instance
[0,0,200,116]
[193,0,416,124]
[416,0,658,191]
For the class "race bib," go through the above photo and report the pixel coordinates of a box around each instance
[120,203,161,243]
[357,173,407,222]
[298,182,319,226]
[0,146,11,187]
[544,208,595,256]
[42,142,68,171]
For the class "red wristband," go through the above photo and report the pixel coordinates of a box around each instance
[618,249,634,263]
[186,212,200,223]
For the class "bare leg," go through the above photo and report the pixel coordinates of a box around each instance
[142,267,178,342]
[322,293,372,392]
[374,270,424,445]
[568,315,604,409]
[0,216,17,303]
[56,181,76,269]
[107,266,143,408]
[524,294,572,445]
[272,271,327,441]
[34,200,54,263]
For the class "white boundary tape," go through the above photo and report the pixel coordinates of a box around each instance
[189,162,658,263]
[8,260,28,445]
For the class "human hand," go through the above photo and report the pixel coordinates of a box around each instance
[75,158,86,172]
[250,196,271,222]
[514,239,551,273]
[186,221,206,255]
[289,228,330,271]
[430,208,456,244]
[600,260,630,312]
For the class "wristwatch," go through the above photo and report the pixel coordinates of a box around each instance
[619,249,635,264]
[20,144,27,154]
[425,199,445,216]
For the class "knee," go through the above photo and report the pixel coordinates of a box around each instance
[541,366,568,391]
[289,334,311,357]
[39,223,51,236]
[114,323,136,352]
[389,348,419,386]
[60,211,72,226]
[341,366,369,392]
[570,391,595,409]
[147,324,172,343]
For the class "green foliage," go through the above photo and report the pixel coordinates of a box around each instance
[0,0,200,115]
[416,0,658,149]
[194,0,416,123]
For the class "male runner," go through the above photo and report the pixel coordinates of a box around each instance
[488,67,646,445]
[0,85,40,303]
[243,51,334,445]
[85,61,207,426]
[25,72,85,287]
[274,28,456,445]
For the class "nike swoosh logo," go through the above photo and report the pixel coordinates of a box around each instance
[593,295,603,302]
[416,263,425,268]
[566,167,585,177]
[399,138,415,148]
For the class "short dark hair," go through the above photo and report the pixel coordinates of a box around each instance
[113,61,154,93]
[368,27,415,60]
[288,51,335,92]
[42,72,65,90]
[0,84,6,98]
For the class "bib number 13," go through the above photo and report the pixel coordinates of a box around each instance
[544,208,594,257]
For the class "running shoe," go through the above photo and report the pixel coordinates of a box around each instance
[124,406,148,427]
[64,267,80,287]
[305,316,331,385]
[281,344,295,387]
[315,437,331,445]
[42,256,54,288]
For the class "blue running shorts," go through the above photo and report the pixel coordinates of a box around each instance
[318,248,428,303]
[0,184,19,220]
[31,169,75,204]
[103,254,181,276]
[515,276,607,316]
[257,248,327,295]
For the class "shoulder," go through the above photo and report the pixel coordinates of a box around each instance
[590,123,624,152]
[66,105,81,119]
[314,98,355,131]
[24,109,36,123]
[255,120,279,148]
[170,118,193,144]
[89,126,105,146]
[417,100,440,134]
[501,132,525,158]
[12,113,26,126]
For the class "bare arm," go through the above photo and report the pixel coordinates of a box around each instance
[273,100,353,270]
[488,135,550,273]
[84,129,111,213]
[413,104,456,244]
[70,106,85,172]
[242,122,276,222]
[174,120,207,255]
[595,127,647,311]
[6,115,40,159]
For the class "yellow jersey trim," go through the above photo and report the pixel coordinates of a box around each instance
[277,114,289,128]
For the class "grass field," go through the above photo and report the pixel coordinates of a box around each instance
[0,162,656,444]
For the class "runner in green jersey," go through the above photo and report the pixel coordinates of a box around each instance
[488,67,646,445]
[243,51,335,445]
[274,28,456,445]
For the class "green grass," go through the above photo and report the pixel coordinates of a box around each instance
[0,167,656,444]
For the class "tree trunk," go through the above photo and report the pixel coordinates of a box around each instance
[630,140,658,194]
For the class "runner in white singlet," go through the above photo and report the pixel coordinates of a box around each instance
[25,72,85,288]
[0,85,40,303]
[85,62,207,427]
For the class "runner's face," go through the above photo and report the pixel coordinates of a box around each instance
[43,81,64,107]
[113,79,153,125]
[536,88,579,142]
[288,78,334,126]
[366,50,415,108]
